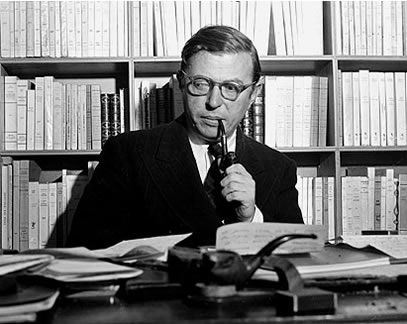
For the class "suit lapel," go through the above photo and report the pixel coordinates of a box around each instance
[236,128,279,209]
[146,118,222,233]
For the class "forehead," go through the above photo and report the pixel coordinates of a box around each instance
[186,51,254,83]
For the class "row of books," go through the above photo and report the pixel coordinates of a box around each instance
[0,1,129,58]
[264,75,329,148]
[340,70,407,147]
[341,168,407,235]
[135,75,183,131]
[296,176,335,240]
[2,75,128,151]
[134,75,329,148]
[241,85,264,143]
[335,1,407,56]
[132,1,323,57]
[0,158,97,251]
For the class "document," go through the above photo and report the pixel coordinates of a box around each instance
[256,244,391,281]
[93,233,192,260]
[34,258,143,283]
[341,235,407,260]
[23,233,192,262]
[216,223,325,255]
[0,254,54,276]
[0,287,59,318]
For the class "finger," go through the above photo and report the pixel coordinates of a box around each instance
[221,182,254,200]
[224,163,250,176]
[221,173,254,188]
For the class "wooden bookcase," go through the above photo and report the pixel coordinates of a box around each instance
[1,1,405,246]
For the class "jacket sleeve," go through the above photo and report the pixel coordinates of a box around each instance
[275,160,303,223]
[65,135,134,249]
[261,159,303,224]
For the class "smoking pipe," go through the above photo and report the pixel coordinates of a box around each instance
[201,233,317,286]
[218,120,238,172]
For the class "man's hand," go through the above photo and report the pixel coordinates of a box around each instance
[220,163,255,222]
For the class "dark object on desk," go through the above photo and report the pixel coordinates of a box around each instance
[123,268,183,300]
[275,287,337,316]
[169,233,317,287]
[168,234,336,315]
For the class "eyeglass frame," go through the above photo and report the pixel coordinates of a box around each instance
[178,70,258,102]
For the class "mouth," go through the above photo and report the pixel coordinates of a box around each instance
[202,117,222,127]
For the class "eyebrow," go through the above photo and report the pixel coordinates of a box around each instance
[191,74,246,85]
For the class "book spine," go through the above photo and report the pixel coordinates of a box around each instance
[252,84,264,144]
[74,1,82,57]
[26,2,35,57]
[28,181,39,249]
[12,161,20,250]
[4,76,18,150]
[81,1,88,57]
[17,80,29,150]
[101,93,110,145]
[91,85,102,150]
[109,93,121,137]
[40,1,49,57]
[0,2,11,57]
[19,160,29,251]
[86,85,92,150]
[48,183,57,248]
[241,106,253,139]
[39,183,49,248]
[53,82,63,150]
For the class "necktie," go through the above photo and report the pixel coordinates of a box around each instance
[204,143,235,223]
[204,143,222,208]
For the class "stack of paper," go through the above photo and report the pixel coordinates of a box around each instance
[0,254,54,276]
[33,259,143,283]
[0,283,59,323]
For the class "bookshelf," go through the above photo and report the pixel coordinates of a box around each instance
[2,1,407,250]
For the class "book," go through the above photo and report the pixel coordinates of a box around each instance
[100,93,110,146]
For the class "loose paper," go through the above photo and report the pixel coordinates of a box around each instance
[93,233,192,260]
[216,223,325,255]
[342,235,407,259]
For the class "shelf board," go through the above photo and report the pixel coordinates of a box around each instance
[341,149,407,167]
[133,56,335,76]
[338,57,407,72]
[279,146,337,153]
[259,56,333,74]
[339,146,407,152]
[1,59,130,78]
[1,150,101,157]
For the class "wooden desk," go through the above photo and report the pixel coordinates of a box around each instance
[41,291,407,323]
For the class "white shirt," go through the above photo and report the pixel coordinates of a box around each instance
[189,131,263,223]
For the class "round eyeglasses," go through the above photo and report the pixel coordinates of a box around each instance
[180,70,256,101]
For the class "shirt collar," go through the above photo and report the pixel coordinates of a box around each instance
[189,130,237,155]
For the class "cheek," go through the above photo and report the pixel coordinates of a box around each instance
[185,96,205,115]
[231,98,252,119]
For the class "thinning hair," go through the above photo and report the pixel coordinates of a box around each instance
[180,25,261,83]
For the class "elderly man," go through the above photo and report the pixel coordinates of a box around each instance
[66,25,302,249]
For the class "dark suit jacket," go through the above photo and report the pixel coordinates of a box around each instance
[66,116,303,249]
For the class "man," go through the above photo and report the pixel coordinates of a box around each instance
[66,25,302,249]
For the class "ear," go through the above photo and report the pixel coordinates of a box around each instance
[249,82,262,105]
[176,70,184,90]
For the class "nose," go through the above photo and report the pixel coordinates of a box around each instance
[206,85,223,110]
